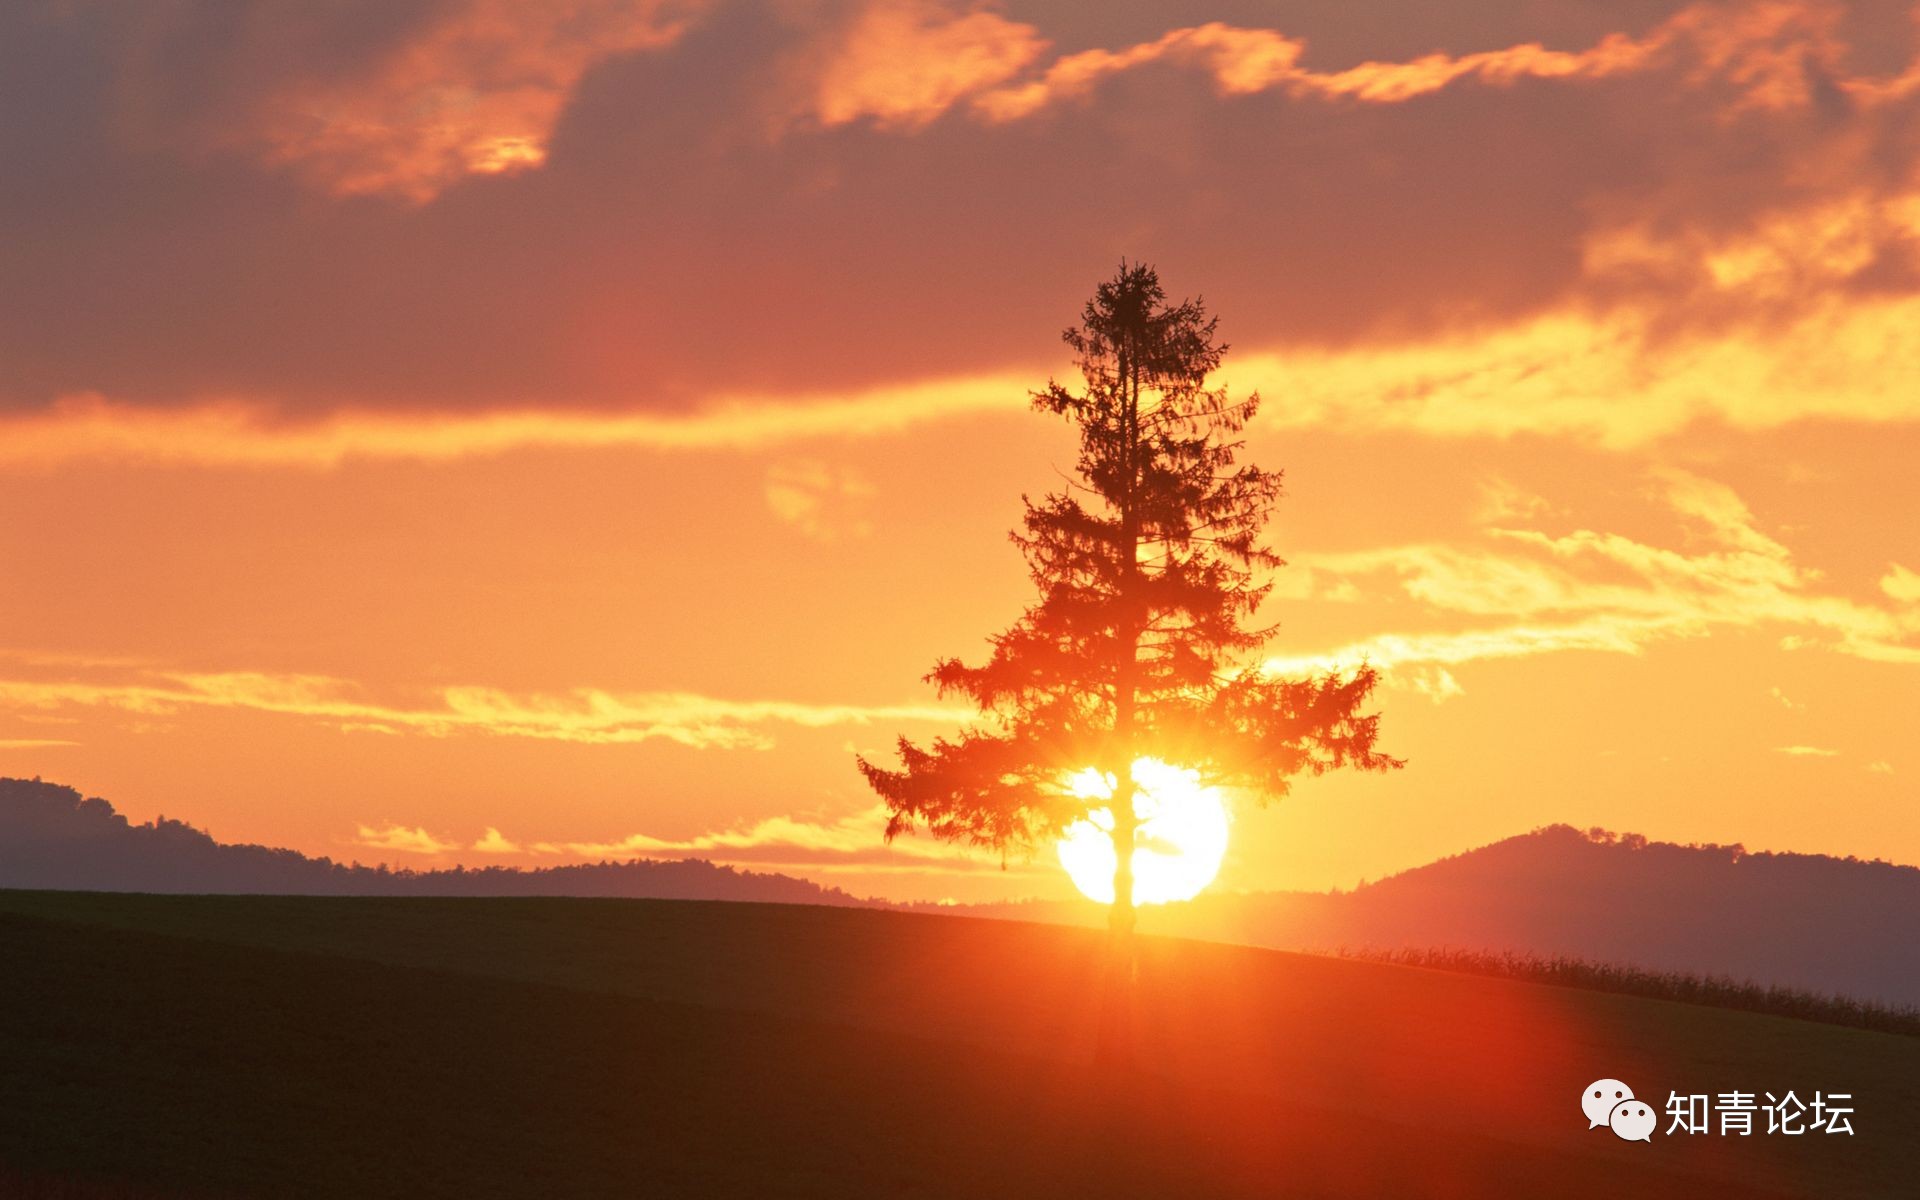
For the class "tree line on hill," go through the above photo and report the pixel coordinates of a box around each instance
[0,777,864,906]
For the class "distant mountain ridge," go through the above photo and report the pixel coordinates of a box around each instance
[950,824,1920,1006]
[0,777,865,906]
[7,777,1917,1006]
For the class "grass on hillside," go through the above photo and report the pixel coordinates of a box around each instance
[1327,946,1920,1037]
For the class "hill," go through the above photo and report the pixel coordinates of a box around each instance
[950,825,1920,1007]
[0,777,861,905]
[0,891,1910,1198]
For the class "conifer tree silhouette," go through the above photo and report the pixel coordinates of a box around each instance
[860,264,1400,1050]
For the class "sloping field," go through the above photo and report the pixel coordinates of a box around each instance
[0,891,1910,1198]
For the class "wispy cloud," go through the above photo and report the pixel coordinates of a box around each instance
[354,823,461,855]
[966,16,1662,123]
[1265,620,1655,680]
[764,459,876,541]
[510,806,1029,871]
[0,377,1027,469]
[354,802,1029,872]
[1775,745,1841,757]
[471,827,521,854]
[837,2,1908,129]
[1405,668,1465,705]
[524,802,956,865]
[0,657,965,749]
[1475,476,1554,526]
[1265,469,1920,682]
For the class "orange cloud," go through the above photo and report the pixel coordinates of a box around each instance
[354,823,461,855]
[1582,187,1920,313]
[1669,0,1853,113]
[11,187,1920,471]
[1882,564,1920,603]
[4,4,1918,483]
[970,23,1306,122]
[218,0,696,201]
[472,828,522,854]
[1229,289,1920,447]
[814,1,1046,128]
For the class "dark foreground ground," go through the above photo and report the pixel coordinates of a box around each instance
[0,891,1912,1198]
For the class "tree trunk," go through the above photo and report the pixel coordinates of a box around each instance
[1096,315,1144,1072]
[1096,775,1139,1071]
[1108,777,1137,939]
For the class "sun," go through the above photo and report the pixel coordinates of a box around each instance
[1055,758,1230,905]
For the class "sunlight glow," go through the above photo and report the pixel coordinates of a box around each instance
[1056,758,1230,905]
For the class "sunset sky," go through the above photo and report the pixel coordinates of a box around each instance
[3,0,1917,903]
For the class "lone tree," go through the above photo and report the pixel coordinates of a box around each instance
[858,263,1400,940]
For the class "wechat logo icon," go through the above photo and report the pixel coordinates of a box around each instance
[1583,1078,1655,1142]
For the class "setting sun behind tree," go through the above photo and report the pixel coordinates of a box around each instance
[1056,757,1230,905]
